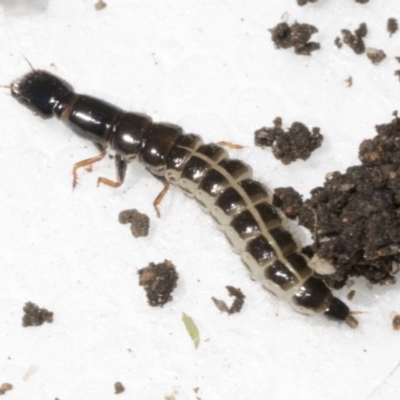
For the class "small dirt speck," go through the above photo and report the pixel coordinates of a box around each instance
[138,260,179,307]
[94,0,107,10]
[297,0,317,5]
[22,302,53,327]
[119,209,150,238]
[255,117,323,165]
[114,382,125,394]
[341,23,367,54]
[345,76,353,87]
[393,315,400,330]
[388,18,398,37]
[366,48,386,65]
[212,286,246,314]
[270,22,320,56]
[334,37,343,49]
[347,290,356,301]
[0,383,13,395]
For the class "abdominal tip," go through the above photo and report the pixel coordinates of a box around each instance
[346,314,358,329]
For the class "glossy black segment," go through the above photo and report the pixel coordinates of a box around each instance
[286,252,312,279]
[324,297,350,321]
[140,123,182,175]
[255,202,283,229]
[199,168,227,197]
[230,210,260,240]
[292,277,332,312]
[239,179,270,203]
[67,95,122,143]
[218,159,251,179]
[269,227,298,255]
[110,112,151,157]
[166,133,203,171]
[215,187,245,216]
[246,235,276,266]
[12,70,74,118]
[196,143,228,162]
[264,260,298,290]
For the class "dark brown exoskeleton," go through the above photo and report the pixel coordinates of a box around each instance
[11,69,357,327]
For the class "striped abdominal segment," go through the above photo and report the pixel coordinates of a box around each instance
[165,137,328,312]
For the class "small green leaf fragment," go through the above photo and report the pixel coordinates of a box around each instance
[182,312,200,349]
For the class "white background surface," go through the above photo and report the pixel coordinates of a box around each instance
[1,1,400,399]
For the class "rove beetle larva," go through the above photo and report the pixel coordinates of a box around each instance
[11,68,357,327]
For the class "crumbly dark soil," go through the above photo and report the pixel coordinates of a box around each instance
[211,286,246,315]
[286,113,400,289]
[255,117,323,165]
[119,209,150,238]
[22,302,53,327]
[341,23,368,54]
[388,18,398,37]
[114,382,125,394]
[138,260,179,307]
[269,22,320,56]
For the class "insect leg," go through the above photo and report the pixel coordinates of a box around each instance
[72,143,107,188]
[153,181,170,218]
[97,154,127,188]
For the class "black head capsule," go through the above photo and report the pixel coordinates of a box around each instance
[11,70,74,119]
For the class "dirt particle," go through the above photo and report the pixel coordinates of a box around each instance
[392,314,400,330]
[0,383,13,395]
[22,302,53,327]
[341,23,367,54]
[269,22,320,56]
[212,286,246,315]
[255,117,323,165]
[334,37,343,49]
[119,209,150,238]
[388,18,398,36]
[366,48,386,65]
[138,260,179,307]
[297,0,317,5]
[114,382,125,394]
[345,76,353,87]
[355,0,369,3]
[347,290,356,301]
[273,187,303,219]
[94,0,107,10]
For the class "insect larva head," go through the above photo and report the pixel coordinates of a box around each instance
[11,70,73,119]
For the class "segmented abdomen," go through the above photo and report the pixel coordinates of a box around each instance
[149,127,333,316]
